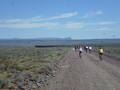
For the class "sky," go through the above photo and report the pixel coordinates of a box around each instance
[0,0,120,39]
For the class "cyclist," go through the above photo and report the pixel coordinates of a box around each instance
[74,46,77,51]
[79,46,83,58]
[98,47,104,60]
[88,46,92,53]
[85,46,88,53]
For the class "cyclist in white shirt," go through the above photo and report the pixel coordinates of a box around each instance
[88,46,92,53]
[79,46,83,58]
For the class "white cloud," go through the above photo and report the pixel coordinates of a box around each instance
[64,22,86,29]
[48,12,78,20]
[0,19,21,23]
[95,10,103,15]
[96,27,112,30]
[80,10,103,19]
[86,21,118,26]
[0,12,78,23]
[96,21,117,25]
[0,21,117,29]
[0,22,60,28]
[30,12,78,21]
[0,21,86,29]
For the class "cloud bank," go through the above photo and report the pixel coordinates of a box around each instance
[80,10,103,19]
[0,10,118,30]
[0,12,78,23]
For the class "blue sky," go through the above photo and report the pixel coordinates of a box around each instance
[0,0,120,39]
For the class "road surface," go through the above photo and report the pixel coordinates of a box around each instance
[43,49,120,90]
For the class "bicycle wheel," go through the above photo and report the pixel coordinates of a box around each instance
[99,54,103,60]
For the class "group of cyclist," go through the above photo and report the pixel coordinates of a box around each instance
[74,45,104,60]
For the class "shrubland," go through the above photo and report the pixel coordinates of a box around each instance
[0,46,68,89]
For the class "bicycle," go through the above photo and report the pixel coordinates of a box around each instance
[99,53,103,60]
[79,51,82,58]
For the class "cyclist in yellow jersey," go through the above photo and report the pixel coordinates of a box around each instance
[99,47,104,60]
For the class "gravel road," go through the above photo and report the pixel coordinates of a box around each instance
[43,49,120,90]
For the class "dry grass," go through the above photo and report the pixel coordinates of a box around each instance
[0,46,68,89]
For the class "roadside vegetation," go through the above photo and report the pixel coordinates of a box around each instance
[94,44,120,59]
[103,45,120,59]
[0,46,68,89]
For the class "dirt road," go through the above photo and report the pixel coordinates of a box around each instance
[43,49,120,90]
